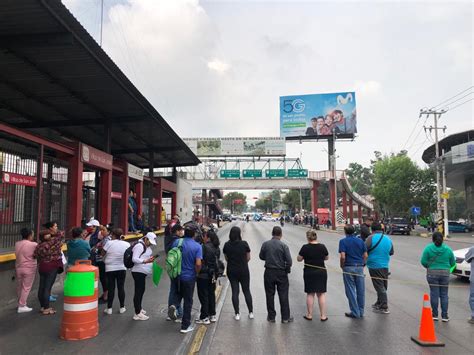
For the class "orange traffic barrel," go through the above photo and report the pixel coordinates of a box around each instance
[60,260,99,341]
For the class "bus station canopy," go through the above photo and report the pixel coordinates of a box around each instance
[0,0,200,168]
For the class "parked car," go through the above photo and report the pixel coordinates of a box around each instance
[387,217,411,235]
[448,221,471,233]
[253,214,262,222]
[222,214,232,222]
[452,248,471,280]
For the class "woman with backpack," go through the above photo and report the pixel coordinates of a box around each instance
[131,232,157,321]
[420,232,456,322]
[223,226,254,321]
[196,229,221,324]
[102,228,130,315]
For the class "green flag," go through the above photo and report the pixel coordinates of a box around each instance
[152,261,163,286]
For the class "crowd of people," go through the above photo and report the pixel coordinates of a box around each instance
[13,216,474,330]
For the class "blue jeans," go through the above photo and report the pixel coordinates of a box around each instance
[168,277,183,317]
[342,266,365,318]
[128,212,136,232]
[469,278,474,318]
[426,273,449,318]
[176,279,196,330]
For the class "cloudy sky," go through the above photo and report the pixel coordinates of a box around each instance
[62,0,472,175]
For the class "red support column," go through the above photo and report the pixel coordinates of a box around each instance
[171,192,177,217]
[121,164,129,233]
[342,190,347,221]
[136,180,144,217]
[99,169,112,226]
[35,145,44,239]
[329,179,336,230]
[349,197,354,225]
[68,152,83,231]
[156,179,163,229]
[358,203,362,224]
[311,180,319,215]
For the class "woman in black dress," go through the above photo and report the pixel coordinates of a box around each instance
[297,230,329,321]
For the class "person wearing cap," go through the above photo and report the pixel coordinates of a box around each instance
[166,224,184,321]
[86,218,108,303]
[131,232,157,321]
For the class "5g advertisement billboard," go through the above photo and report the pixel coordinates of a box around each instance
[280,92,357,140]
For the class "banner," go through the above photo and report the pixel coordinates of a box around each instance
[280,92,357,139]
[2,172,37,187]
[183,137,286,157]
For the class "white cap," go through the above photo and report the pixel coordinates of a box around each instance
[145,232,157,245]
[86,218,100,227]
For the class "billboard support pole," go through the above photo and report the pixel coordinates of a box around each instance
[328,134,337,230]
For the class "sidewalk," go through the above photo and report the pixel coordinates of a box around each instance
[0,256,203,354]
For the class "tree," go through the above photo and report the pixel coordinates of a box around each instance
[222,192,247,214]
[346,162,373,195]
[372,152,418,216]
[282,189,311,213]
[371,151,438,217]
[255,190,282,213]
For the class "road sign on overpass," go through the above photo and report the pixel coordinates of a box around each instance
[288,169,308,178]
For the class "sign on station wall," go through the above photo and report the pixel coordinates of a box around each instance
[128,163,144,181]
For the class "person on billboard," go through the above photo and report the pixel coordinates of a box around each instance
[320,114,339,136]
[333,109,357,134]
[305,117,319,136]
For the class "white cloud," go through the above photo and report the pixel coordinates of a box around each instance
[353,80,382,99]
[207,59,230,73]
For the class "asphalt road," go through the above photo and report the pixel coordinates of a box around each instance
[202,221,473,355]
[0,221,472,354]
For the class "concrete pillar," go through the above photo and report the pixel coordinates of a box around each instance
[311,180,319,215]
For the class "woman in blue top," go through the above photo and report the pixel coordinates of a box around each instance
[66,227,90,267]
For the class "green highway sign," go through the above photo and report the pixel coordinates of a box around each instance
[242,169,263,178]
[220,170,240,178]
[287,169,308,178]
[265,169,286,178]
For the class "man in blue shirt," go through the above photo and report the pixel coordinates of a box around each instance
[339,224,368,319]
[128,189,137,232]
[365,222,394,314]
[170,226,202,334]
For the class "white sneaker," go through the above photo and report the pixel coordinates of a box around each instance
[168,305,177,321]
[166,316,172,321]
[140,309,147,315]
[175,318,182,323]
[196,317,211,325]
[104,308,112,315]
[210,315,217,323]
[17,306,33,313]
[119,307,126,314]
[133,313,149,321]
[234,313,241,321]
[180,325,194,334]
[249,312,254,319]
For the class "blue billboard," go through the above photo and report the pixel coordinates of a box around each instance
[280,92,357,139]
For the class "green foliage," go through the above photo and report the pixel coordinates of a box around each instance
[346,162,373,195]
[372,151,436,216]
[282,189,312,213]
[255,190,282,213]
[222,192,247,213]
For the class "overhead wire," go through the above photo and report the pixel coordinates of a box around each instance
[446,97,474,112]
[431,85,473,109]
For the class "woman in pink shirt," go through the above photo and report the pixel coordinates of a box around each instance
[15,228,38,313]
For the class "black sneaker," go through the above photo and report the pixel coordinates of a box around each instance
[371,303,380,309]
[282,317,294,324]
[345,312,357,318]
[373,307,390,314]
[468,318,474,324]
[267,317,276,323]
[168,305,177,321]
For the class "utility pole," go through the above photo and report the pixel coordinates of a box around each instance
[420,108,447,236]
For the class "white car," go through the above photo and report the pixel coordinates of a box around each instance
[453,248,471,279]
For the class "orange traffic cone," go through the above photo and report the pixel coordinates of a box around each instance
[411,293,445,347]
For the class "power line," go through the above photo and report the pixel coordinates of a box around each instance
[405,116,429,151]
[447,97,474,112]
[402,114,423,150]
[439,91,473,110]
[431,86,473,109]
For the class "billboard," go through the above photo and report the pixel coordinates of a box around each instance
[183,137,286,157]
[280,92,357,139]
